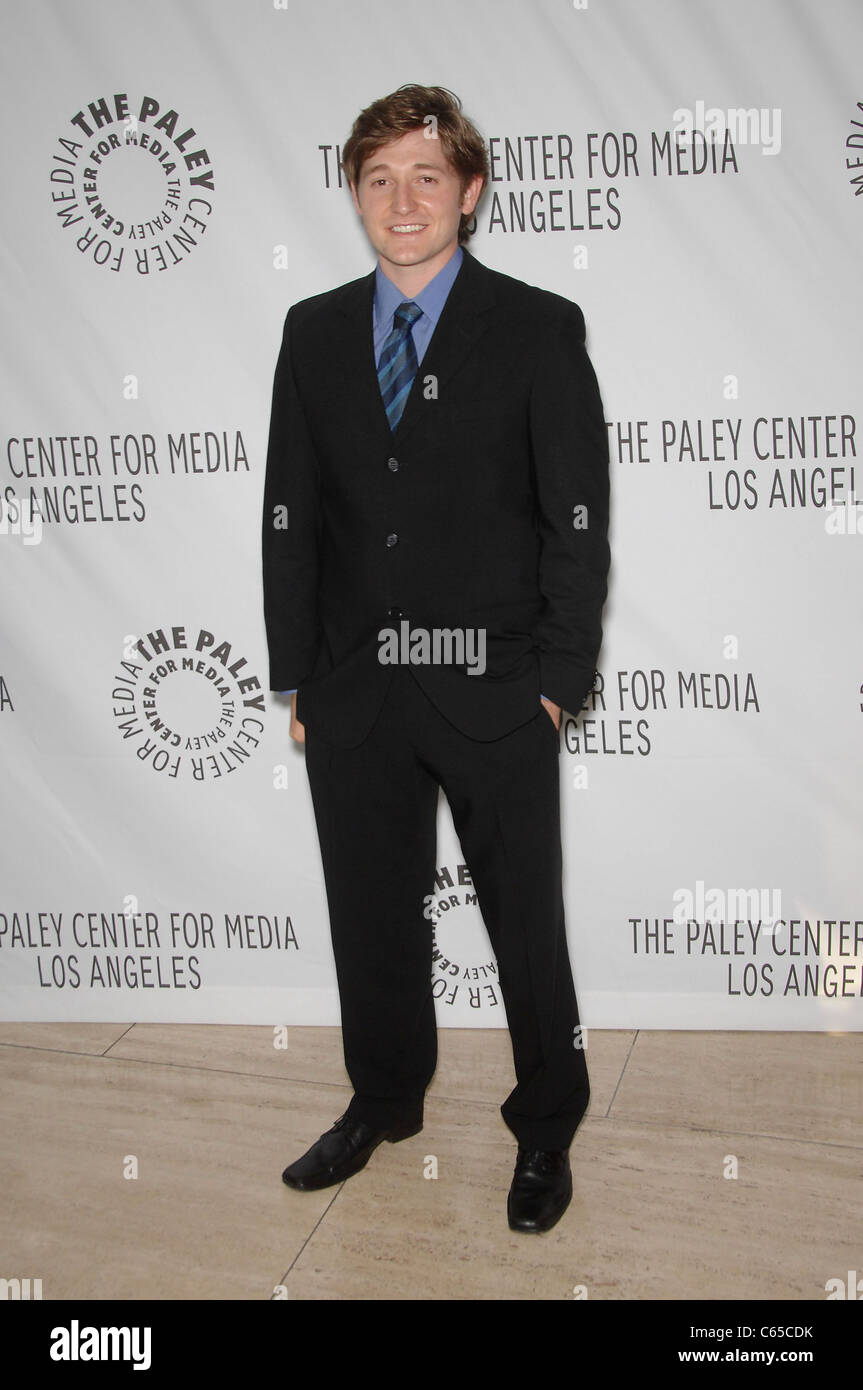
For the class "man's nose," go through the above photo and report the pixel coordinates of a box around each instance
[391,182,418,213]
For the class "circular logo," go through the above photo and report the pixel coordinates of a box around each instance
[49,93,214,274]
[423,866,503,1012]
[110,624,265,780]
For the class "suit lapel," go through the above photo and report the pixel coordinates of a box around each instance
[333,248,497,447]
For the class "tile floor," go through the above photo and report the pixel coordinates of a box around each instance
[1,1023,860,1300]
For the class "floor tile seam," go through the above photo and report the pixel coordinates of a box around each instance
[602,1027,641,1116]
[588,1112,863,1152]
[274,1186,346,1292]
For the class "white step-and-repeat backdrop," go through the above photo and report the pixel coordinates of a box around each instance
[1,0,861,1028]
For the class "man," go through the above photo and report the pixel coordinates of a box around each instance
[262,85,610,1233]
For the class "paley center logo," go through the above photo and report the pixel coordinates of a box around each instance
[110,625,266,781]
[49,91,214,274]
[423,862,502,1011]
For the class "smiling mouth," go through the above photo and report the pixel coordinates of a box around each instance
[389,224,426,233]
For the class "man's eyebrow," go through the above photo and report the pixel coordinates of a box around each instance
[362,159,448,176]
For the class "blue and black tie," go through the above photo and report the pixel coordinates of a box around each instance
[377,300,422,431]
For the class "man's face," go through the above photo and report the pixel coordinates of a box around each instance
[349,126,483,284]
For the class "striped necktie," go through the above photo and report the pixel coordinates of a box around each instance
[377,300,422,431]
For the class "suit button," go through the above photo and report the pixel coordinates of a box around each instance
[387,457,400,472]
[386,533,398,547]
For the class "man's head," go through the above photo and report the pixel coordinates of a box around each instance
[342,85,489,288]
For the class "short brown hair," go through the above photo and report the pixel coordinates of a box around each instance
[341,84,489,245]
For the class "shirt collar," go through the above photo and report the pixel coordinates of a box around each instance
[374,244,464,334]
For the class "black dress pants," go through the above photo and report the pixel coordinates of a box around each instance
[303,665,590,1151]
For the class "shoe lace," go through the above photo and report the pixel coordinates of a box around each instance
[517,1148,565,1172]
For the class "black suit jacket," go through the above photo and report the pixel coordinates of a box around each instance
[262,247,610,748]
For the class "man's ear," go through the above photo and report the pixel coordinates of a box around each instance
[349,180,362,217]
[460,173,484,215]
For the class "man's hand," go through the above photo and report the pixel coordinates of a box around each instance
[290,691,306,744]
[540,696,561,730]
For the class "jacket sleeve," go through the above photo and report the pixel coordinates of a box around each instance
[528,300,610,717]
[261,306,322,691]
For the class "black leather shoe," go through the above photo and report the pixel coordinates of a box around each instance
[507,1148,572,1232]
[282,1112,422,1191]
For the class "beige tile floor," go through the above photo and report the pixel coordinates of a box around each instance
[0,1023,860,1300]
